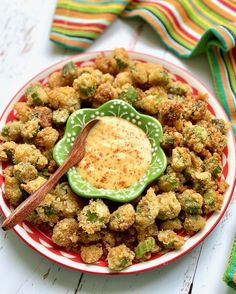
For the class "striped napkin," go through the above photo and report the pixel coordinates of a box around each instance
[224,236,236,290]
[50,0,236,135]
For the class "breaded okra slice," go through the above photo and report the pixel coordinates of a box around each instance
[177,189,203,214]
[4,166,23,206]
[62,61,78,85]
[78,199,110,234]
[183,214,206,235]
[25,84,49,106]
[80,244,103,264]
[158,230,185,250]
[135,237,160,261]
[183,124,208,153]
[157,192,181,220]
[52,108,69,126]
[52,218,79,248]
[135,188,159,229]
[203,188,223,214]
[0,141,17,162]
[171,147,192,172]
[73,72,98,99]
[0,121,23,142]
[159,218,183,231]
[158,174,180,192]
[13,144,48,169]
[13,162,38,183]
[53,182,84,218]
[118,84,137,105]
[109,204,135,232]
[204,153,222,179]
[107,244,135,271]
[47,86,80,113]
[35,127,59,150]
[110,48,130,73]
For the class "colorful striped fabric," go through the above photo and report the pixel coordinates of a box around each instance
[50,0,236,134]
[223,235,236,290]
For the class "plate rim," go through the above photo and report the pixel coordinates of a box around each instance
[0,50,235,275]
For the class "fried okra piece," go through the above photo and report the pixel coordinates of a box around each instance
[1,121,23,142]
[158,230,185,249]
[160,130,184,150]
[138,87,168,115]
[183,125,208,153]
[78,231,102,244]
[136,223,159,242]
[27,192,59,225]
[48,71,63,88]
[107,244,135,271]
[109,204,135,232]
[157,192,181,220]
[52,108,69,126]
[167,81,192,96]
[159,218,182,231]
[203,188,224,214]
[135,188,159,229]
[13,162,38,183]
[177,189,203,214]
[211,118,229,134]
[171,147,192,172]
[54,182,84,218]
[14,102,31,122]
[110,48,129,73]
[183,214,206,235]
[135,237,159,260]
[73,72,98,99]
[80,244,103,264]
[31,106,53,128]
[147,64,170,86]
[21,119,40,140]
[47,86,80,112]
[95,52,113,74]
[25,84,49,106]
[14,144,48,169]
[52,218,79,248]
[118,85,137,105]
[113,72,133,88]
[4,166,23,206]
[35,127,59,150]
[193,171,212,193]
[183,98,207,121]
[0,141,16,161]
[21,176,47,194]
[62,61,78,85]
[93,82,117,107]
[157,100,183,126]
[130,61,148,84]
[204,153,222,179]
[158,174,180,192]
[78,199,110,234]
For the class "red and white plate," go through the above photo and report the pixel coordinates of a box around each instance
[0,51,235,275]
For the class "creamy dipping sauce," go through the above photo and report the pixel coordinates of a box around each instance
[77,116,152,190]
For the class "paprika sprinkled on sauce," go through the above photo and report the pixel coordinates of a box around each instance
[77,116,152,189]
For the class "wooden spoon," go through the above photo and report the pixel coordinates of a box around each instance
[1,118,99,231]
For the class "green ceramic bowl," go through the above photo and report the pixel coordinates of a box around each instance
[53,100,167,202]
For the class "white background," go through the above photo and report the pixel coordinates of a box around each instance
[0,1,236,293]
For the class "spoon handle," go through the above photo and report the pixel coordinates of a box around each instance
[1,119,99,231]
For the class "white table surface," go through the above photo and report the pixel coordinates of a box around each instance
[0,1,236,293]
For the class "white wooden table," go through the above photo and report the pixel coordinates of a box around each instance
[0,1,235,293]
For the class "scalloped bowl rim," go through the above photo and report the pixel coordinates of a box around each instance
[0,50,235,275]
[53,99,167,202]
